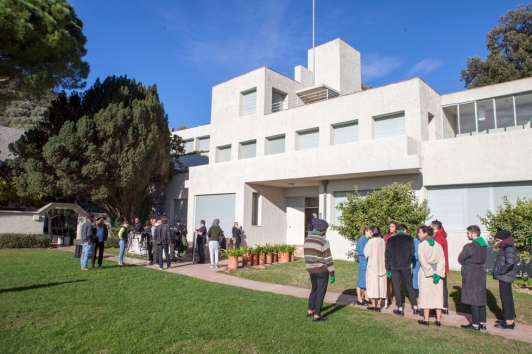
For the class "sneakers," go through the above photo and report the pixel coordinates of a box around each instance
[210,264,214,268]
[99,265,103,269]
[461,324,480,331]
[159,267,164,271]
[215,264,219,268]
[80,267,89,271]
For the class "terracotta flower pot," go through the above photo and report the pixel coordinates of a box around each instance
[289,252,294,262]
[266,252,273,264]
[258,253,265,265]
[228,256,238,271]
[250,254,256,266]
[242,254,249,267]
[273,252,278,263]
[279,251,290,263]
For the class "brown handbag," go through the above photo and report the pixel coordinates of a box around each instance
[231,237,236,244]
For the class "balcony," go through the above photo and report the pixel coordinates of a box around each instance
[272,85,339,112]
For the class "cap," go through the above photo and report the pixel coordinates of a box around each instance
[315,219,329,231]
[495,230,511,240]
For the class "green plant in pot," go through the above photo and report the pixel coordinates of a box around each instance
[278,244,290,263]
[241,246,251,266]
[287,245,296,261]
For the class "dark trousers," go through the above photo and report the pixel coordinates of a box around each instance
[471,305,486,325]
[148,241,154,262]
[392,269,418,308]
[308,271,329,316]
[443,276,448,308]
[499,280,516,320]
[91,241,104,266]
[158,244,170,269]
[197,243,205,263]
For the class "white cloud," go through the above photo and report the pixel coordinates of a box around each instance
[362,54,403,81]
[405,58,444,77]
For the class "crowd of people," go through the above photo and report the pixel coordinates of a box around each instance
[304,218,518,330]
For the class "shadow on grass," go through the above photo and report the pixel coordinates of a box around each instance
[450,285,503,319]
[487,288,503,319]
[0,280,87,294]
[321,303,346,317]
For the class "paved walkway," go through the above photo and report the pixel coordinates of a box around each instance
[55,246,532,344]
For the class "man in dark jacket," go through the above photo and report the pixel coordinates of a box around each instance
[493,230,518,329]
[155,217,172,270]
[91,216,108,269]
[195,220,207,264]
[458,225,488,331]
[80,213,95,271]
[385,224,419,316]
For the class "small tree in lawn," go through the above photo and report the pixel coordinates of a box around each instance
[332,182,431,242]
[479,196,532,263]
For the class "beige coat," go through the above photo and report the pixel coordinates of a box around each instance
[418,240,446,309]
[364,237,387,299]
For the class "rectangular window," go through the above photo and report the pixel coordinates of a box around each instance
[198,136,210,151]
[242,88,257,116]
[332,120,358,145]
[374,112,405,139]
[251,192,262,226]
[217,145,231,163]
[515,92,532,126]
[459,102,476,135]
[267,135,285,155]
[184,139,194,153]
[495,96,515,129]
[297,128,319,150]
[476,99,495,132]
[240,140,256,159]
[173,199,188,225]
[272,89,287,112]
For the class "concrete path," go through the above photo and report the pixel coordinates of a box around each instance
[54,246,532,344]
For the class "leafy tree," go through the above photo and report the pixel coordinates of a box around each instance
[332,182,431,241]
[0,0,89,102]
[479,196,532,263]
[461,4,532,89]
[0,92,56,129]
[8,76,184,221]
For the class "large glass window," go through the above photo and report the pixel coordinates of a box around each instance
[272,89,286,112]
[173,199,188,225]
[515,92,532,126]
[332,121,358,145]
[217,145,231,163]
[240,140,256,159]
[297,128,319,150]
[242,88,257,116]
[495,96,515,129]
[458,103,476,135]
[476,99,495,132]
[184,139,194,153]
[198,136,210,151]
[374,112,405,139]
[267,135,285,155]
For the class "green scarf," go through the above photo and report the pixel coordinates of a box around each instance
[364,236,369,241]
[427,238,435,246]
[472,237,487,247]
[397,230,405,235]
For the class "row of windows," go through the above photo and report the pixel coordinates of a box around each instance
[443,92,532,138]
[183,136,210,154]
[214,112,406,163]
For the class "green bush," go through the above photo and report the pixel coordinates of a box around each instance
[479,196,532,263]
[332,182,431,241]
[0,233,50,248]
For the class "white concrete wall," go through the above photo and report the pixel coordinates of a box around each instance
[0,212,43,234]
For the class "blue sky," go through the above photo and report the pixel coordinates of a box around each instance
[69,0,525,129]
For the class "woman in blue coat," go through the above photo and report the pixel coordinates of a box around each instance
[412,227,423,290]
[356,226,371,305]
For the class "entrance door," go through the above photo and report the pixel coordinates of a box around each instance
[304,208,319,236]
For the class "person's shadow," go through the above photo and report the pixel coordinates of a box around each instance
[486,289,503,319]
[450,286,503,319]
[320,304,346,317]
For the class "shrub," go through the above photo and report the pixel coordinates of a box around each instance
[0,233,50,248]
[332,182,431,241]
[224,248,243,257]
[479,196,532,263]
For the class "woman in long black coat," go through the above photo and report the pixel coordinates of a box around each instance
[492,230,518,329]
[458,225,487,331]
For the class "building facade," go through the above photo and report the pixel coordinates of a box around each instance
[165,38,532,271]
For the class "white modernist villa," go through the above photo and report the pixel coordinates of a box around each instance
[164,38,532,271]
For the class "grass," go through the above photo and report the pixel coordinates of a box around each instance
[227,259,532,325]
[1,249,531,353]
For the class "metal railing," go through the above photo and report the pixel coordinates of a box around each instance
[271,87,340,113]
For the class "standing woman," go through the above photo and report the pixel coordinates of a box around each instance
[412,226,422,290]
[384,222,398,307]
[118,220,129,266]
[355,226,370,306]
[232,222,242,249]
[417,226,446,327]
[364,226,387,311]
[493,230,518,329]
[207,219,224,268]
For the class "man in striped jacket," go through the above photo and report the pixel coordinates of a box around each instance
[304,218,335,322]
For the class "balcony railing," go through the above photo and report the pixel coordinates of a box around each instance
[272,86,340,113]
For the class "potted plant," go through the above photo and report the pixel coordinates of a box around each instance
[247,247,255,266]
[287,245,296,262]
[224,248,242,271]
[273,244,280,263]
[279,244,290,263]
[264,244,274,264]
[241,246,250,267]
[256,245,265,265]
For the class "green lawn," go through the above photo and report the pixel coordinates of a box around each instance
[1,249,531,353]
[227,259,532,325]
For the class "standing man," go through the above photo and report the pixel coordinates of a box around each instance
[91,216,108,269]
[459,225,488,331]
[385,224,419,316]
[431,220,449,315]
[155,216,172,270]
[311,213,318,231]
[175,220,188,262]
[80,213,95,271]
[195,220,207,264]
[117,220,129,266]
[151,219,159,266]
[304,219,335,322]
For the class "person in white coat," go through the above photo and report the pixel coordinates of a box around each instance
[364,226,387,312]
[417,225,446,327]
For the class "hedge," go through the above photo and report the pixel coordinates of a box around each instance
[0,234,50,248]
